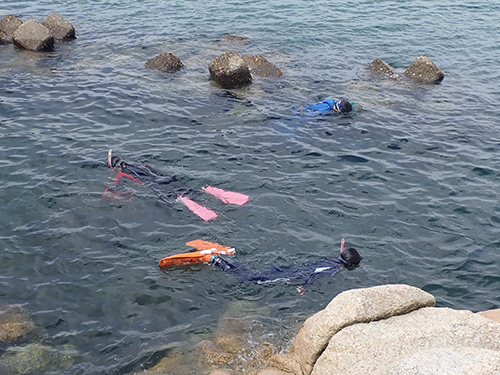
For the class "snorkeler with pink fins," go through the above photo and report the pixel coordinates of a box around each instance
[103,150,249,221]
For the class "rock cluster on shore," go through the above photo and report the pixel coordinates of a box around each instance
[0,13,75,51]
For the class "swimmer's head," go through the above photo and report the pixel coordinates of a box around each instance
[108,154,126,169]
[339,238,361,268]
[334,99,352,113]
[109,156,121,168]
[340,247,361,267]
[108,149,127,169]
[340,99,352,113]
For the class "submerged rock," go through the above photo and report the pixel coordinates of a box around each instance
[0,303,36,343]
[242,54,283,78]
[13,19,54,51]
[404,55,445,83]
[143,352,183,374]
[209,51,252,89]
[192,300,280,374]
[0,15,22,44]
[1,343,77,374]
[42,12,76,40]
[220,34,251,42]
[145,53,184,72]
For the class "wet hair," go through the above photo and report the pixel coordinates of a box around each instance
[339,99,352,113]
[110,156,127,169]
[340,247,361,268]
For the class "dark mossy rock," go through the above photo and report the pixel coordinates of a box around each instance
[13,19,54,51]
[145,53,184,72]
[209,51,252,89]
[0,15,23,44]
[42,13,75,40]
[404,55,444,84]
[369,58,397,78]
[242,54,283,78]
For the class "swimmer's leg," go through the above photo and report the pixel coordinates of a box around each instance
[177,196,218,221]
[203,186,249,205]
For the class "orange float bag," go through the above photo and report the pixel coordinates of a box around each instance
[158,239,235,268]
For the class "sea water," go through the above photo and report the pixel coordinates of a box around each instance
[1,0,500,373]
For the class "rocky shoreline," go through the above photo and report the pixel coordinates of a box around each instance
[199,284,500,375]
[2,284,499,374]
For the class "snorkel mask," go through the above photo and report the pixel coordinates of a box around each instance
[339,238,362,269]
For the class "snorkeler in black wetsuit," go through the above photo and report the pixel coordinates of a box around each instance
[104,150,249,221]
[209,239,361,291]
[106,151,193,203]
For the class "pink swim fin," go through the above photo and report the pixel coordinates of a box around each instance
[203,186,249,205]
[177,196,218,221]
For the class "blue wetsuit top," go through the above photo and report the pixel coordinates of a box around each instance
[298,99,337,115]
[212,256,345,287]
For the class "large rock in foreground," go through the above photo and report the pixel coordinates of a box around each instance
[145,53,184,72]
[404,55,445,83]
[13,19,54,51]
[271,284,436,375]
[0,15,22,44]
[312,307,500,375]
[271,284,500,375]
[42,12,75,40]
[209,52,252,89]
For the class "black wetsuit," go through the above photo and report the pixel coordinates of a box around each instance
[108,158,200,206]
[211,256,346,286]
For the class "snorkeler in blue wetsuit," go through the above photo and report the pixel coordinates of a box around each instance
[209,239,361,290]
[298,98,353,115]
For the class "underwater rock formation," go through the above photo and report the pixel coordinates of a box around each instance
[0,303,36,343]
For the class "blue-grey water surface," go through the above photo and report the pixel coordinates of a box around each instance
[1,1,500,373]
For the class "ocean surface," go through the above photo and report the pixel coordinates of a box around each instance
[1,0,500,373]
